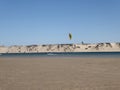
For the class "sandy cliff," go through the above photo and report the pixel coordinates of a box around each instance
[0,43,120,53]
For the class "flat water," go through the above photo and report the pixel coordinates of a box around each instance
[0,52,120,58]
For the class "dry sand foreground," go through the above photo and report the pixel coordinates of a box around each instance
[0,57,120,90]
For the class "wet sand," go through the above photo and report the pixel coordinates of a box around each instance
[0,57,120,90]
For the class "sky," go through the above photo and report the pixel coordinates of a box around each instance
[0,0,120,46]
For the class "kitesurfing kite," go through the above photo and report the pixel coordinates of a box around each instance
[69,33,72,40]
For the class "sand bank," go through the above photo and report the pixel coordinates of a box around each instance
[0,57,120,90]
[0,42,120,53]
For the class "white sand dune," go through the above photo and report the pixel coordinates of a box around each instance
[0,42,120,53]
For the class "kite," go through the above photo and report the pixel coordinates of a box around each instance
[69,33,72,40]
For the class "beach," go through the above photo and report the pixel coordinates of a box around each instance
[0,43,120,53]
[0,57,120,90]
